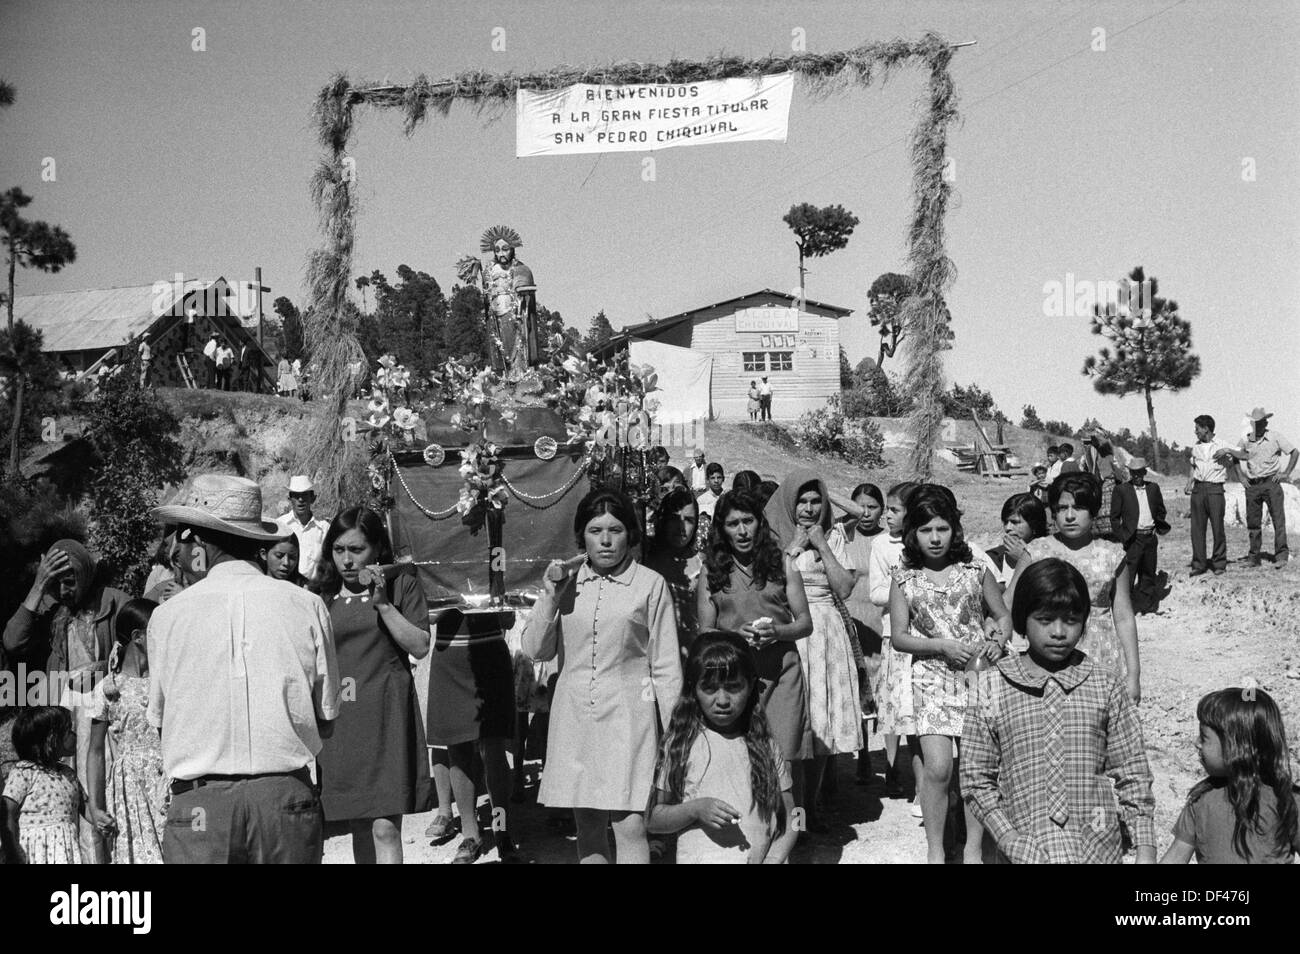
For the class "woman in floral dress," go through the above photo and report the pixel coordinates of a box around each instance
[765,470,861,826]
[88,599,167,864]
[1007,471,1140,702]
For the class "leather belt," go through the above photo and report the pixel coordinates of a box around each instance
[1247,476,1274,485]
[171,766,313,797]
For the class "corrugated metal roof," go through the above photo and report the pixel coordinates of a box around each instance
[13,278,257,352]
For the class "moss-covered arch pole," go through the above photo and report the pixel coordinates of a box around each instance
[305,33,960,505]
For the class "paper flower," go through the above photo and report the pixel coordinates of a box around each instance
[367,396,389,415]
[393,407,419,431]
[367,412,390,429]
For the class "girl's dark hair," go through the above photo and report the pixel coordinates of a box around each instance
[756,480,779,508]
[1010,558,1091,635]
[900,485,973,568]
[13,705,72,767]
[650,487,698,554]
[886,481,920,505]
[1049,472,1102,516]
[732,470,761,493]
[656,465,685,488]
[573,488,641,550]
[315,507,394,596]
[850,483,884,508]
[651,632,784,828]
[705,491,785,596]
[1190,688,1298,861]
[1001,492,1049,540]
[114,598,157,651]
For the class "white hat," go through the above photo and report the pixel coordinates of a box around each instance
[152,474,283,542]
[1128,457,1148,471]
[288,475,315,494]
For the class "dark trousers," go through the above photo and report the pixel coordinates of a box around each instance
[1123,531,1159,591]
[162,771,324,864]
[1190,481,1227,571]
[204,357,217,388]
[1245,478,1289,560]
[760,394,772,421]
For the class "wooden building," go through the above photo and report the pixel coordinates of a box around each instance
[610,289,850,421]
[14,277,275,390]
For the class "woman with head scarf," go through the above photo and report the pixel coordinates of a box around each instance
[764,470,863,831]
[3,539,130,863]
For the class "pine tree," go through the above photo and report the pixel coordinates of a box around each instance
[1083,267,1200,471]
[783,203,858,295]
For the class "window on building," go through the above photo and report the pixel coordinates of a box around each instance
[768,351,793,372]
[742,351,766,372]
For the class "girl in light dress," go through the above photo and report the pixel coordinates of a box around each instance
[648,632,798,864]
[88,599,167,864]
[867,481,920,799]
[3,706,116,863]
[1006,472,1140,702]
[888,486,1011,864]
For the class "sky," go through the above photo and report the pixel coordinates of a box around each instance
[3,0,1298,443]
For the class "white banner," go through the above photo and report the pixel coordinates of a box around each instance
[516,74,793,156]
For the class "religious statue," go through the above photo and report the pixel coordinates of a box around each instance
[457,226,538,380]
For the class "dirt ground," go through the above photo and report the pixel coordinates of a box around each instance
[324,423,1300,863]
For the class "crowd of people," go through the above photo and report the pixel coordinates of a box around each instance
[0,406,1297,865]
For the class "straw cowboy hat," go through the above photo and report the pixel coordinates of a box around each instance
[1247,407,1274,422]
[1127,457,1148,471]
[287,475,315,495]
[152,474,284,542]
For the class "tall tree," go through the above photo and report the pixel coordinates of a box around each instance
[866,272,912,366]
[446,284,490,364]
[369,266,447,371]
[1019,404,1045,431]
[355,274,371,314]
[839,346,853,389]
[1083,266,1200,471]
[273,296,306,361]
[782,202,858,295]
[583,309,615,355]
[2,186,77,473]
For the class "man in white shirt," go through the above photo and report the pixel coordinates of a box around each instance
[202,332,219,388]
[1222,406,1297,567]
[148,473,340,863]
[685,448,709,497]
[1183,414,1234,575]
[758,375,774,421]
[276,475,331,580]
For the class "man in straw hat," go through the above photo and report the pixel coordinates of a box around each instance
[1221,407,1297,567]
[1110,457,1170,603]
[146,474,340,863]
[276,475,330,581]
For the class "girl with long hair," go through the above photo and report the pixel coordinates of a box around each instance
[888,485,1011,863]
[648,632,797,863]
[697,490,812,849]
[1161,688,1300,864]
[643,486,703,648]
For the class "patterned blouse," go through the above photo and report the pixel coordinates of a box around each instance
[960,652,1155,863]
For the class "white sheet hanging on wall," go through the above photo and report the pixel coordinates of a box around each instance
[628,337,713,424]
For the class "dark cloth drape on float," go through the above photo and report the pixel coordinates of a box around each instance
[389,449,587,601]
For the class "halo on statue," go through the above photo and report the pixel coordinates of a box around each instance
[480,224,523,252]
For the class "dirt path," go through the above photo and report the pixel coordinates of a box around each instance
[325,430,1300,863]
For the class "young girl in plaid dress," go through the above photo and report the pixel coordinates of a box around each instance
[962,558,1156,864]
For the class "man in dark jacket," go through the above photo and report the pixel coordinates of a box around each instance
[1110,457,1170,601]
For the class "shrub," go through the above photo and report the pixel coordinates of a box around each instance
[0,477,86,645]
[794,395,886,469]
[85,370,185,595]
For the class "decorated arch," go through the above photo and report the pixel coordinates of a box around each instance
[303,34,960,508]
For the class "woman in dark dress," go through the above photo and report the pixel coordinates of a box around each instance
[315,508,432,864]
[642,487,703,650]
